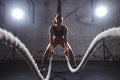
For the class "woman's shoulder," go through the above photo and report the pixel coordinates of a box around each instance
[61,24,68,30]
[49,25,55,31]
[49,25,54,28]
[61,24,67,28]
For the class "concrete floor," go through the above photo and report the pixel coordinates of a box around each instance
[0,60,120,80]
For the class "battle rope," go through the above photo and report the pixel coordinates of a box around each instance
[65,27,120,73]
[0,28,53,80]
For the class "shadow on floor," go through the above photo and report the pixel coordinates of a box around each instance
[0,60,120,80]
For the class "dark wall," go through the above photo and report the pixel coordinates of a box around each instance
[0,0,120,60]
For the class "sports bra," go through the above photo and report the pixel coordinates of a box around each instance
[53,26,64,38]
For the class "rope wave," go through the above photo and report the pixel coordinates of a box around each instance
[65,27,120,73]
[1,27,120,79]
[0,28,53,80]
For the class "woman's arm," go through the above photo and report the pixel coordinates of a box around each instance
[50,26,54,43]
[49,26,54,51]
[64,25,69,50]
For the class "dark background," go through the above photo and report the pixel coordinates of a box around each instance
[0,0,120,60]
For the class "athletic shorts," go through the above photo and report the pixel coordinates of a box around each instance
[53,38,65,47]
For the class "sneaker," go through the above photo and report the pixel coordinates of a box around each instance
[40,65,46,72]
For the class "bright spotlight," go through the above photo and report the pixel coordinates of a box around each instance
[95,6,107,17]
[12,8,24,20]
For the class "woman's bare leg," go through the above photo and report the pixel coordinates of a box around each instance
[41,43,53,65]
[65,43,77,66]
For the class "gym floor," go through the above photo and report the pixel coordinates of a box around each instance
[0,60,120,80]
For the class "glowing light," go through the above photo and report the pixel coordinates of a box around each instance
[95,6,107,17]
[12,8,24,20]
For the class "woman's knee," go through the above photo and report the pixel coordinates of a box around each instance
[46,47,51,53]
[47,45,54,53]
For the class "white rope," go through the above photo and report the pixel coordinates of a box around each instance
[2,27,120,79]
[65,27,120,73]
[45,54,53,80]
[0,28,53,80]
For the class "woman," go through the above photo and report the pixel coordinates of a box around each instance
[41,14,77,71]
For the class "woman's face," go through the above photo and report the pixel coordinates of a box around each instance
[56,17,62,26]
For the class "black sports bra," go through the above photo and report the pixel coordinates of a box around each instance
[53,26,64,38]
